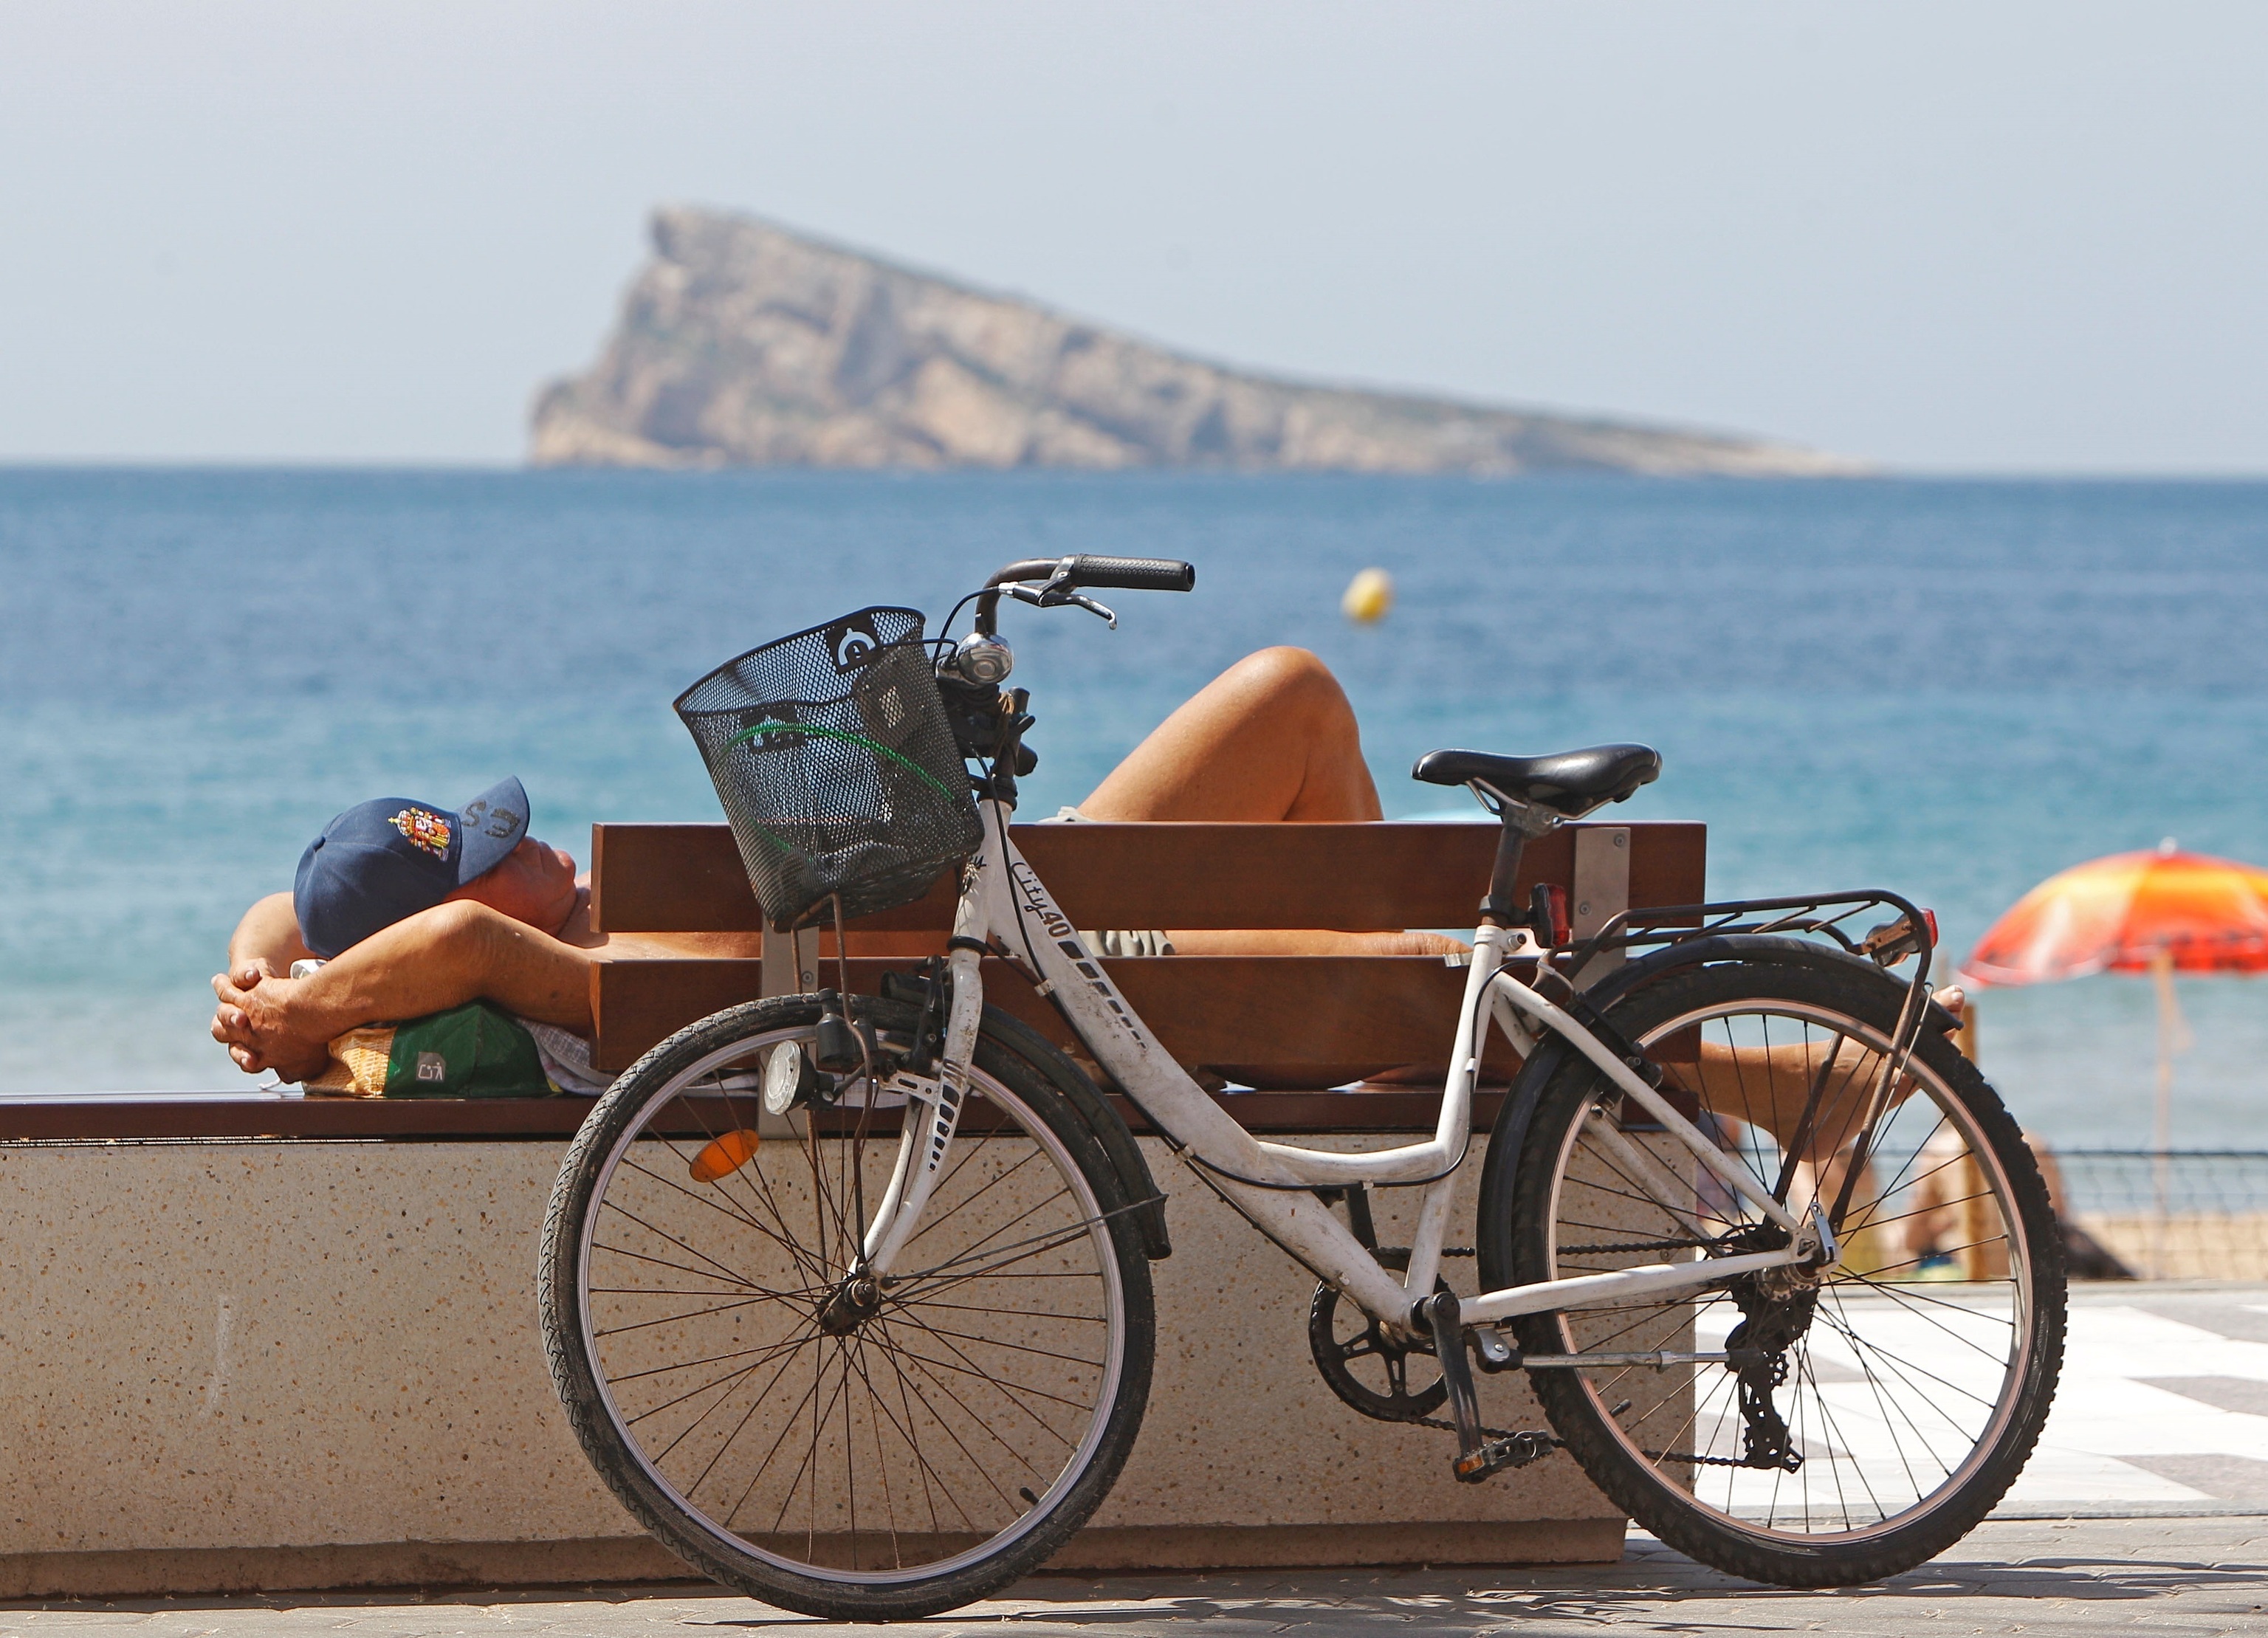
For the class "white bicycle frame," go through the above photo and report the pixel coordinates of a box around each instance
[860,799,1825,1337]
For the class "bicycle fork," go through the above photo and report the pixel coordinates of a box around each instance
[856,943,988,1276]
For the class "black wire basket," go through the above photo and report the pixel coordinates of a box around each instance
[675,608,982,932]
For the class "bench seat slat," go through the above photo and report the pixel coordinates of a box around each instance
[593,821,1706,935]
[591,954,1525,1082]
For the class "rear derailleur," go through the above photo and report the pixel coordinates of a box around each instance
[1714,1225,1818,1474]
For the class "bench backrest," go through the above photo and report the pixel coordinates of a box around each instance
[588,820,1705,1086]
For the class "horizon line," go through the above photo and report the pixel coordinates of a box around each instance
[4,458,2268,483]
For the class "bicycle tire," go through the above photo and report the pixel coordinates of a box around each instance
[1479,957,2064,1586]
[540,994,1155,1620]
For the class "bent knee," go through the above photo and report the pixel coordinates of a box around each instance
[1225,646,1352,718]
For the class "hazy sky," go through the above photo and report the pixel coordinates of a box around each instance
[4,2,2263,471]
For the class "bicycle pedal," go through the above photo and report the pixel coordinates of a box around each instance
[1452,1430,1556,1484]
[1471,1326,1519,1371]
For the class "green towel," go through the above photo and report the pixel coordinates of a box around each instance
[305,1000,559,1098]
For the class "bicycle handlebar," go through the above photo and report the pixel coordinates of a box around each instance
[973,555,1195,633]
[986,556,1196,594]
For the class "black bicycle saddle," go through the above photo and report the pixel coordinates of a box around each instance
[1412,744,1662,818]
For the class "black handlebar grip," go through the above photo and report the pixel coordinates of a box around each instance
[975,555,1195,633]
[1059,555,1196,593]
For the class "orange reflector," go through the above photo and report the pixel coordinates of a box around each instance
[689,1129,762,1183]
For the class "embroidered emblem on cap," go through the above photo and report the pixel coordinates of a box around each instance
[391,807,453,859]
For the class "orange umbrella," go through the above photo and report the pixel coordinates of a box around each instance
[1966,841,2268,1177]
[1966,842,2268,985]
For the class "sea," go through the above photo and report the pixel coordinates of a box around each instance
[2,467,2265,1150]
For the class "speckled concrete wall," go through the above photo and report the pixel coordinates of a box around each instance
[0,1135,1623,1592]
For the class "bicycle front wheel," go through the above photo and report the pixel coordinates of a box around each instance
[540,994,1155,1621]
[1482,955,2064,1586]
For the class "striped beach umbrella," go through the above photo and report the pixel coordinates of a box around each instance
[1966,842,2268,985]
[1966,841,2268,1166]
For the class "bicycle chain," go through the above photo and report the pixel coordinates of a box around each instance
[1645,1448,1793,1469]
[1557,1238,1718,1256]
[1393,1240,1800,1469]
[1414,1412,1561,1445]
[1401,1411,1796,1470]
[1391,1349,1798,1466]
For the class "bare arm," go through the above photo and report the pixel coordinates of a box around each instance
[227,892,316,977]
[287,900,592,1033]
[213,900,592,1078]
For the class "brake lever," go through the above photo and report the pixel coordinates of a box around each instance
[1003,582,1118,627]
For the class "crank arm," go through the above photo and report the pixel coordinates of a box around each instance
[1426,1290,1559,1483]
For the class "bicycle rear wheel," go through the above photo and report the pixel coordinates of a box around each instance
[1482,955,2063,1586]
[540,994,1154,1620]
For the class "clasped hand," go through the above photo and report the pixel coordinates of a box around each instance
[210,962,330,1082]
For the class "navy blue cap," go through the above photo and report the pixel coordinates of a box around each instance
[292,777,529,958]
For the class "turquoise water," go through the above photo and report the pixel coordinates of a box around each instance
[4,468,2266,1146]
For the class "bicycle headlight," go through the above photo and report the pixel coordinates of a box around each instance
[952,633,1015,686]
[763,1040,806,1116]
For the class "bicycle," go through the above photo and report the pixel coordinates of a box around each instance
[538,556,2066,1620]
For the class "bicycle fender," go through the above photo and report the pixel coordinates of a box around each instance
[978,1004,1172,1261]
[1584,933,1963,1036]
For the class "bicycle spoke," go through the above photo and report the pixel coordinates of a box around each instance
[1528,977,2054,1560]
[558,1013,1134,1596]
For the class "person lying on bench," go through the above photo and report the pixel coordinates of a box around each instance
[210,774,763,1091]
[211,648,1449,1090]
[214,647,1956,1118]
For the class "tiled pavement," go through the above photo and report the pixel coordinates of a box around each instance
[2008,1282,2268,1510]
[10,1283,2268,1636]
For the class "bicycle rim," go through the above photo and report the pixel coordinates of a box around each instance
[572,1022,1129,1586]
[1530,988,2048,1547]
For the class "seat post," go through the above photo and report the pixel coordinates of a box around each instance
[1477,783,1559,926]
[1482,823,1526,926]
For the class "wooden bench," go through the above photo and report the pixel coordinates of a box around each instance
[0,819,1700,1146]
[590,818,1706,1097]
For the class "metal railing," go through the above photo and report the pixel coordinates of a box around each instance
[2046,1149,2268,1281]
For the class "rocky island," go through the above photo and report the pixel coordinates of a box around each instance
[532,207,1859,476]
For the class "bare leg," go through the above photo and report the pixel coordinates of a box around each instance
[1682,989,1962,1163]
[1077,647,1383,822]
[1684,1038,1913,1170]
[213,901,594,1080]
[1074,649,1454,960]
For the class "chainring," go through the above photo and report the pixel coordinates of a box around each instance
[1307,1248,1450,1424]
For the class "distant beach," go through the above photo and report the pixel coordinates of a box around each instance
[3,468,2265,1147]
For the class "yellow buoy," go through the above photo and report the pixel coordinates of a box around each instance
[689,1128,762,1183]
[1341,567,1393,624]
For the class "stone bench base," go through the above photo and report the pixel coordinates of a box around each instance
[0,1520,1623,1600]
[0,1137,1622,1598]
